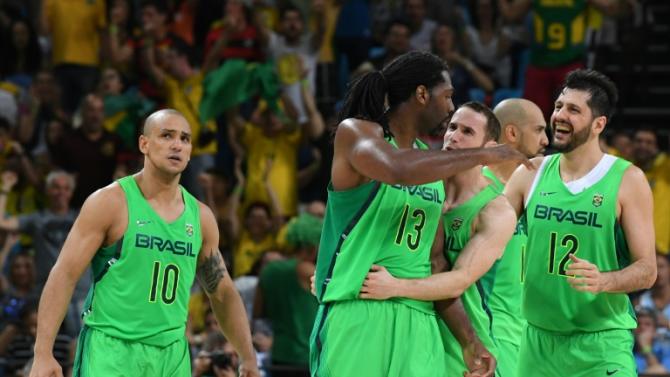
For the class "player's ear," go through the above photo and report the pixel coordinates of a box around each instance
[139,134,149,154]
[504,124,517,142]
[415,85,429,105]
[592,115,607,135]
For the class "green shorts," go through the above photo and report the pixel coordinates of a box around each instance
[73,326,191,377]
[310,300,446,377]
[495,339,519,377]
[518,324,636,377]
[438,321,502,377]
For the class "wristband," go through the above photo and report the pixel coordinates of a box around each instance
[642,345,653,354]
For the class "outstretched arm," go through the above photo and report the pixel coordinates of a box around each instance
[360,197,516,301]
[197,204,259,377]
[566,166,656,293]
[334,119,530,189]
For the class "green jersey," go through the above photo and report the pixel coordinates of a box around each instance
[259,258,318,365]
[442,183,501,355]
[314,139,444,314]
[82,176,202,347]
[531,0,589,67]
[524,154,636,333]
[482,167,527,346]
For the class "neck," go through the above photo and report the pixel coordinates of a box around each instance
[559,139,604,181]
[388,105,419,148]
[487,160,519,183]
[135,167,181,203]
[445,166,488,205]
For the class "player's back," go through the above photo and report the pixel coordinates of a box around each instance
[82,176,202,347]
[524,154,636,333]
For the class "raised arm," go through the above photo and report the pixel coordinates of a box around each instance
[566,166,656,293]
[333,119,530,189]
[142,38,167,87]
[31,186,121,377]
[361,197,516,301]
[196,204,259,377]
[0,171,19,231]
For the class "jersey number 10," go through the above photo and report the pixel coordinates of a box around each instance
[149,261,180,304]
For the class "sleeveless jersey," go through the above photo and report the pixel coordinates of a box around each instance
[82,176,202,346]
[531,0,589,67]
[523,154,636,333]
[482,167,527,345]
[314,139,444,314]
[442,183,501,351]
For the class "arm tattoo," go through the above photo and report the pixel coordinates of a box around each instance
[196,249,227,294]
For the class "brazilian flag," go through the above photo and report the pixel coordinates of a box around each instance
[104,88,155,149]
[199,59,281,124]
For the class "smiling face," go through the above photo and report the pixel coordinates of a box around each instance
[550,88,604,153]
[140,113,192,175]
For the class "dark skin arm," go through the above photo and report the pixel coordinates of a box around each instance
[332,119,530,190]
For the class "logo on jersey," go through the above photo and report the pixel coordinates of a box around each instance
[136,220,152,227]
[450,217,463,231]
[390,184,442,203]
[185,223,194,237]
[592,193,604,207]
[135,233,196,257]
[533,204,603,228]
[539,191,557,197]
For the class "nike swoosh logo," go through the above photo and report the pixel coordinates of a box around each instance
[606,369,619,376]
[540,191,557,196]
[136,220,152,226]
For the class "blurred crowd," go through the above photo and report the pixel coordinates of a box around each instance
[0,0,668,376]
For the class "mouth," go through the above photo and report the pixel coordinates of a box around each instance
[167,155,182,162]
[553,122,572,136]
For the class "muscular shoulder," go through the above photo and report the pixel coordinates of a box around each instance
[619,164,652,204]
[198,201,219,243]
[482,195,517,226]
[334,118,385,145]
[82,182,127,219]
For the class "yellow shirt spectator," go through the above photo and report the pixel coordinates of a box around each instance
[645,153,670,254]
[45,0,106,66]
[241,122,301,217]
[163,73,217,156]
[234,231,278,278]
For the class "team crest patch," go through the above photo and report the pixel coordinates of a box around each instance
[451,217,463,231]
[185,223,194,237]
[592,193,604,207]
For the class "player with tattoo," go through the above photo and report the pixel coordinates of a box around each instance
[29,110,259,377]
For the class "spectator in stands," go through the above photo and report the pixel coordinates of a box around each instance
[431,23,494,106]
[226,161,282,277]
[265,3,325,125]
[254,213,321,377]
[193,333,240,377]
[51,94,125,207]
[0,18,42,81]
[497,0,631,119]
[632,128,670,255]
[199,167,234,256]
[464,0,512,88]
[639,254,670,328]
[634,307,670,374]
[404,0,437,51]
[359,19,412,72]
[144,38,219,200]
[0,299,72,376]
[0,139,41,222]
[204,0,264,63]
[105,0,137,80]
[0,170,88,337]
[0,235,35,324]
[41,0,106,114]
[16,70,66,158]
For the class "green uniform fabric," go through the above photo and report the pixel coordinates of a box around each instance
[482,167,526,377]
[311,300,445,377]
[441,183,501,376]
[518,325,636,377]
[259,258,318,365]
[73,325,191,377]
[530,0,589,67]
[521,154,636,374]
[310,138,445,376]
[82,175,202,348]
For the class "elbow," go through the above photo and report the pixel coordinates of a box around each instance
[644,263,658,290]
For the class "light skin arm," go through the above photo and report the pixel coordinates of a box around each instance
[0,171,19,231]
[503,157,544,217]
[360,197,516,301]
[334,119,531,189]
[30,187,120,377]
[566,166,656,292]
[196,204,259,377]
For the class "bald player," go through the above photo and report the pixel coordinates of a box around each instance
[30,110,259,377]
[480,98,548,377]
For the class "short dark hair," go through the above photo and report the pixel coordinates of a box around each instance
[562,69,618,120]
[337,51,449,137]
[280,4,302,20]
[245,201,272,219]
[461,101,500,142]
[385,18,411,35]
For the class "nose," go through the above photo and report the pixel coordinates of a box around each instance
[541,132,549,146]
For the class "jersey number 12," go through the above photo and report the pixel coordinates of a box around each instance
[548,232,579,276]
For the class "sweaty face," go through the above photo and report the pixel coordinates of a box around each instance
[142,115,193,174]
[421,71,455,135]
[550,88,599,153]
[442,106,489,150]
